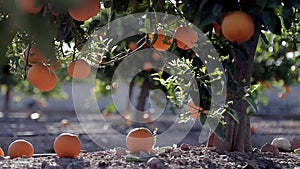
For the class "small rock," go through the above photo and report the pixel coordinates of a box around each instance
[98,161,109,168]
[170,151,181,158]
[180,143,190,151]
[291,137,300,150]
[271,137,291,151]
[0,156,5,161]
[156,163,167,169]
[252,148,260,153]
[236,156,243,161]
[176,158,187,165]
[261,143,280,156]
[163,146,173,153]
[147,157,164,169]
[115,147,127,156]
[294,148,300,155]
[41,161,47,168]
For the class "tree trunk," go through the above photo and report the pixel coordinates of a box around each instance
[134,76,150,124]
[207,33,260,152]
[2,86,10,116]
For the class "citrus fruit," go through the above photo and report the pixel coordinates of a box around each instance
[53,133,81,158]
[128,42,138,51]
[149,28,173,51]
[67,59,91,79]
[221,11,255,43]
[24,46,47,64]
[213,21,221,35]
[15,0,43,14]
[0,147,4,157]
[27,63,51,88]
[174,26,198,50]
[187,99,208,119]
[126,127,155,154]
[143,62,153,72]
[8,139,34,159]
[49,59,61,71]
[37,69,57,92]
[68,0,100,21]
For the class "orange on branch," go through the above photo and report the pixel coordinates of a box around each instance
[8,140,34,159]
[174,26,198,50]
[126,127,155,154]
[221,11,255,43]
[149,28,173,51]
[53,133,81,158]
[15,0,43,14]
[24,46,47,64]
[128,42,138,51]
[0,147,4,157]
[37,70,57,92]
[187,99,208,119]
[68,0,100,21]
[67,59,91,79]
[27,63,51,88]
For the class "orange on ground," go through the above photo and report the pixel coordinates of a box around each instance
[16,0,43,14]
[27,63,51,88]
[8,139,34,159]
[126,127,155,154]
[24,46,47,64]
[221,11,255,43]
[174,26,198,50]
[68,0,100,21]
[67,59,91,79]
[187,99,208,119]
[128,42,138,51]
[37,69,57,92]
[149,28,173,51]
[54,133,81,158]
[0,147,4,157]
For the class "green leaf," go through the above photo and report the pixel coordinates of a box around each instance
[244,97,258,112]
[281,7,294,30]
[211,121,226,142]
[265,0,281,8]
[261,8,281,35]
[212,3,222,17]
[225,108,239,123]
[260,32,269,44]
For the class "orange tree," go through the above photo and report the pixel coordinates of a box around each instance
[0,0,300,152]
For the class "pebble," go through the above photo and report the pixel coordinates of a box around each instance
[271,137,291,151]
[0,156,5,161]
[170,151,181,158]
[291,137,300,150]
[180,143,190,151]
[147,157,165,169]
[260,143,280,156]
[176,158,187,165]
[115,147,127,156]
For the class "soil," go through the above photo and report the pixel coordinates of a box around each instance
[0,111,300,168]
[0,145,299,169]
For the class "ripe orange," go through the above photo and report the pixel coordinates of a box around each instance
[8,139,34,159]
[53,133,81,158]
[24,46,47,64]
[37,69,57,92]
[0,147,4,157]
[221,11,255,43]
[128,42,138,51]
[49,59,61,71]
[27,63,51,88]
[15,0,43,14]
[149,28,173,51]
[67,59,91,79]
[187,99,208,119]
[152,52,161,61]
[68,0,100,21]
[126,127,155,154]
[174,26,198,50]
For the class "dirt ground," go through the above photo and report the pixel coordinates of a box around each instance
[0,111,299,168]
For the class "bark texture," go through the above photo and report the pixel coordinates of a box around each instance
[208,33,260,152]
